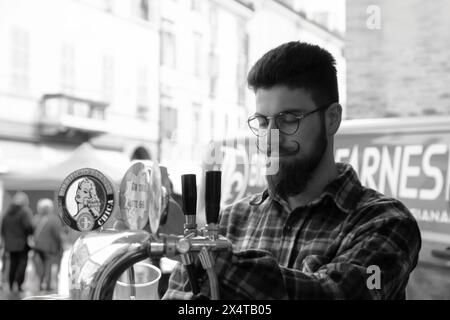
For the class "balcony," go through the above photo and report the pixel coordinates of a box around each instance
[38,93,110,141]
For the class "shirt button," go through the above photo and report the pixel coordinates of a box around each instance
[284,225,293,233]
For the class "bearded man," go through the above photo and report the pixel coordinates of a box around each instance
[164,42,421,300]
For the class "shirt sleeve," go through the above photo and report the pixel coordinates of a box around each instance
[162,262,195,300]
[210,216,421,300]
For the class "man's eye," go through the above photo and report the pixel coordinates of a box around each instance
[279,114,298,124]
[257,118,269,128]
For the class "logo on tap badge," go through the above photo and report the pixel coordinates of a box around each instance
[57,168,116,232]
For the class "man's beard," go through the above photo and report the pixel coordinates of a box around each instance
[266,127,328,200]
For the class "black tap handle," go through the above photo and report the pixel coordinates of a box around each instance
[181,174,197,216]
[205,171,221,225]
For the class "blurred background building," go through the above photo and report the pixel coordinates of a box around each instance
[346,0,450,118]
[0,0,161,210]
[0,0,345,204]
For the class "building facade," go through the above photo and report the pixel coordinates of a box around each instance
[0,0,345,207]
[0,0,160,209]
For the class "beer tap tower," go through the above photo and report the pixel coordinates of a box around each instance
[26,161,229,300]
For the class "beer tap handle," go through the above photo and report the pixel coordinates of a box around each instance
[181,174,200,295]
[205,171,221,226]
[181,174,197,233]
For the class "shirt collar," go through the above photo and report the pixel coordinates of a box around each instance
[320,162,363,214]
[249,190,269,206]
[250,162,362,214]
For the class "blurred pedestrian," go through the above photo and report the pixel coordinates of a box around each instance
[0,210,8,289]
[0,192,34,292]
[32,199,63,292]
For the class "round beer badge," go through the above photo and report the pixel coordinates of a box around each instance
[119,162,151,230]
[57,168,117,232]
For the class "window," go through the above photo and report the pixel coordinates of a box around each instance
[208,4,219,98]
[236,19,249,106]
[224,114,229,135]
[192,104,201,142]
[209,52,219,98]
[193,32,203,78]
[137,67,150,119]
[209,3,218,30]
[191,0,202,12]
[103,0,114,12]
[42,95,107,120]
[61,43,76,93]
[161,95,177,140]
[72,101,90,118]
[160,19,176,68]
[209,4,218,48]
[132,0,151,20]
[10,27,30,92]
[139,0,149,20]
[210,110,215,140]
[102,55,114,102]
[147,0,157,21]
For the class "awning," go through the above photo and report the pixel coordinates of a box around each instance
[0,140,71,174]
[2,143,131,190]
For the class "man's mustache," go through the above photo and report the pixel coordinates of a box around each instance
[257,140,300,157]
[278,142,300,157]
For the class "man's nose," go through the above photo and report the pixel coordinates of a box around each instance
[265,118,280,156]
[267,117,277,130]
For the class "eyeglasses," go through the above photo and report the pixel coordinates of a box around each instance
[247,105,329,137]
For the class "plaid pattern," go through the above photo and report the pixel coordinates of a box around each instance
[163,163,421,300]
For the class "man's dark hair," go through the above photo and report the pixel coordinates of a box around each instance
[247,41,339,107]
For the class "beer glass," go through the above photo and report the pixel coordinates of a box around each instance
[113,262,161,300]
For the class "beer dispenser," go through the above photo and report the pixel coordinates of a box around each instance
[25,161,229,300]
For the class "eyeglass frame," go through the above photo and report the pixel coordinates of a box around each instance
[247,104,331,137]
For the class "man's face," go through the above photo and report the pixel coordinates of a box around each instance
[255,86,328,198]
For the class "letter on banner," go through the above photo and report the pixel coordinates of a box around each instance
[446,150,450,202]
[379,146,402,197]
[419,144,447,201]
[399,145,423,199]
[360,147,381,190]
[349,145,359,174]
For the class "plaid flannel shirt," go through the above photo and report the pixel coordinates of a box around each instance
[163,163,421,300]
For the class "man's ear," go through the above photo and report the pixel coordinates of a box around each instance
[325,103,342,136]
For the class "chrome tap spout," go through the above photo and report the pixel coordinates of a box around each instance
[69,229,152,300]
